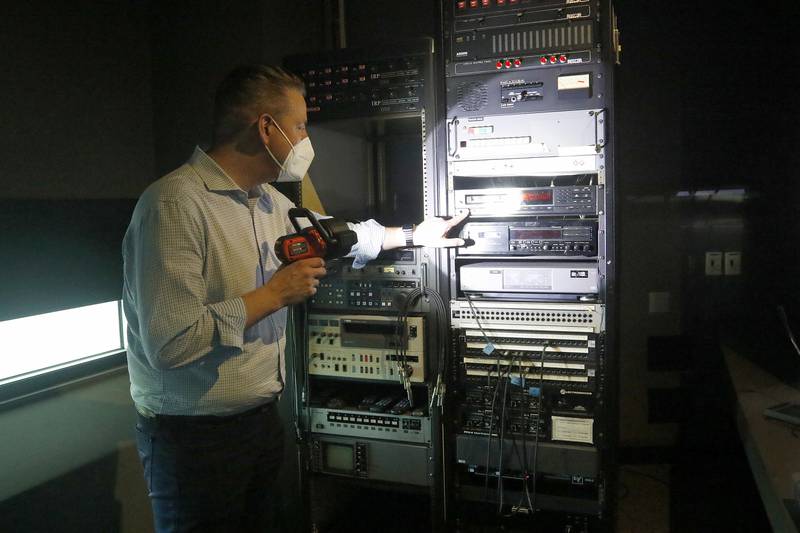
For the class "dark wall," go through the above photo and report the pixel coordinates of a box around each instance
[149,0,325,175]
[0,2,155,199]
[614,0,800,445]
[345,0,437,48]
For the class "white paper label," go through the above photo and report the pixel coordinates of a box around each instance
[551,416,594,444]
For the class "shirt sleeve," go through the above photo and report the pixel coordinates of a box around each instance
[345,219,385,269]
[129,200,247,370]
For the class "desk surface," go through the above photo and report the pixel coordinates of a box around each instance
[724,347,800,533]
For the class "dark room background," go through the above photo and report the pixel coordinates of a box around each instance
[0,0,798,531]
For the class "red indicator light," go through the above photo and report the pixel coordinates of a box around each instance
[457,0,466,8]
[514,58,522,67]
[469,0,478,7]
[496,61,503,69]
[522,190,553,203]
[505,60,512,68]
[481,0,490,6]
[549,56,557,64]
[497,0,505,4]
[540,56,548,65]
[559,55,567,63]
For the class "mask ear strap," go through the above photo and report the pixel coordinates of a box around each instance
[262,115,285,171]
[264,114,293,150]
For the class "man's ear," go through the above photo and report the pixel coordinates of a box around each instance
[257,114,273,146]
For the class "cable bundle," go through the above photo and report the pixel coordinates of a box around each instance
[463,293,545,515]
[394,286,449,410]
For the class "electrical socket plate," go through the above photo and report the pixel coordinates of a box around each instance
[724,251,741,275]
[705,252,723,276]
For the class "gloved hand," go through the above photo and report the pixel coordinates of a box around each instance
[412,210,470,248]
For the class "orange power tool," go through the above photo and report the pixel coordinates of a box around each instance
[274,208,357,264]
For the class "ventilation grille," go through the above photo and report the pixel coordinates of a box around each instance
[490,20,594,55]
[457,82,488,112]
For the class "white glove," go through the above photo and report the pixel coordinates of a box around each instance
[412,210,470,248]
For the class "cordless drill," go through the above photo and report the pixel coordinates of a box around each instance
[274,208,357,264]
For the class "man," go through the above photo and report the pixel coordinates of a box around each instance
[122,64,466,532]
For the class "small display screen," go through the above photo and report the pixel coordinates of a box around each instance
[323,443,354,472]
[521,190,553,205]
[341,320,405,349]
[511,229,562,239]
[467,125,494,135]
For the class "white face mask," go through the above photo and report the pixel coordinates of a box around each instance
[264,116,314,183]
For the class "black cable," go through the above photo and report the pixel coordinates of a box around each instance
[395,286,449,411]
[530,342,549,512]
[483,368,503,499]
[520,355,534,512]
[497,371,509,513]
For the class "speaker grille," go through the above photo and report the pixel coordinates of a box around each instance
[457,82,488,112]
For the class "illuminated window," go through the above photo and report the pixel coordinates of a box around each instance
[0,301,124,384]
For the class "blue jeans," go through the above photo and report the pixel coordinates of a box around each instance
[135,402,285,533]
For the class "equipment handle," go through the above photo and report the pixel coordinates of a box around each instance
[287,207,331,241]
[447,117,459,157]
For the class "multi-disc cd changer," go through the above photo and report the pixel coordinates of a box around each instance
[459,262,598,296]
[455,185,596,216]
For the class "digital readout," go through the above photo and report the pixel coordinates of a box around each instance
[511,229,563,239]
[521,190,553,204]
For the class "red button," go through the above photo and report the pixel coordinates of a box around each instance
[497,0,506,4]
[514,58,522,67]
[510,0,519,3]
[550,56,557,64]
[457,0,466,8]
[496,60,503,69]
[481,0,490,6]
[540,56,548,64]
[469,0,478,7]
[559,55,567,63]
[505,60,512,68]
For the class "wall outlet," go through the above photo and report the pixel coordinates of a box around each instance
[705,252,723,276]
[724,251,741,275]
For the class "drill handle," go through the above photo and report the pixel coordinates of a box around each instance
[287,208,332,242]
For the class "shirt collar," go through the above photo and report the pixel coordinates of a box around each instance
[188,146,267,198]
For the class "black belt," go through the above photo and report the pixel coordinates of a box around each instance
[137,401,276,430]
